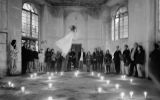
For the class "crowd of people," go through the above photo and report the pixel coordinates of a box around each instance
[21,41,148,78]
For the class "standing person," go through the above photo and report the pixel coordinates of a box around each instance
[68,49,76,71]
[33,46,39,72]
[45,48,51,72]
[86,51,92,72]
[136,45,145,78]
[99,49,104,72]
[39,49,45,73]
[78,48,85,71]
[9,40,18,75]
[113,46,121,74]
[104,50,112,74]
[51,49,56,72]
[22,42,28,74]
[56,51,63,72]
[129,43,138,77]
[123,45,131,75]
[96,48,100,72]
[92,49,97,72]
[149,42,160,88]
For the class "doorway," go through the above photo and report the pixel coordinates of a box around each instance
[71,44,81,66]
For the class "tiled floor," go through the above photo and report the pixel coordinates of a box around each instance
[0,72,160,100]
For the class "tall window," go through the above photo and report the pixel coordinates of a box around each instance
[22,3,39,51]
[158,0,160,31]
[22,3,39,38]
[111,6,128,41]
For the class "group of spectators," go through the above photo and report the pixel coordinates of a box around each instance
[22,41,147,78]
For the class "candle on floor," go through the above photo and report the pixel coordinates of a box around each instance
[115,84,120,89]
[21,86,25,93]
[100,76,104,81]
[48,76,52,81]
[129,91,134,98]
[97,73,101,77]
[47,72,50,75]
[11,83,14,88]
[120,92,125,99]
[97,87,102,93]
[91,72,94,76]
[106,80,110,85]
[60,72,64,76]
[8,81,11,87]
[121,75,126,80]
[48,96,53,100]
[144,91,148,99]
[30,74,33,78]
[34,73,37,77]
[74,72,78,77]
[48,83,52,88]
[130,79,133,83]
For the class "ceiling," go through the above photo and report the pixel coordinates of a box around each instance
[45,0,109,7]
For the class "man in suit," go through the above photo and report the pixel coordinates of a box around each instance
[68,49,76,71]
[78,48,85,71]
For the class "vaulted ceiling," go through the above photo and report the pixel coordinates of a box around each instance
[45,0,109,7]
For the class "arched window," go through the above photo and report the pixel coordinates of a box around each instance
[22,3,39,38]
[22,3,39,51]
[111,6,128,41]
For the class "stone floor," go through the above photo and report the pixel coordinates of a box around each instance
[0,72,160,100]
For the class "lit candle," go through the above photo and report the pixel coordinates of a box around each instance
[8,81,11,87]
[60,72,64,76]
[11,83,14,88]
[21,86,25,93]
[34,73,37,77]
[144,91,148,99]
[121,75,126,80]
[97,73,101,77]
[48,83,52,88]
[55,72,57,74]
[97,87,102,93]
[91,72,94,76]
[129,91,134,98]
[100,76,104,81]
[74,72,78,77]
[30,74,33,78]
[120,92,125,99]
[48,96,53,100]
[48,76,52,81]
[130,79,133,83]
[106,80,110,85]
[115,84,120,89]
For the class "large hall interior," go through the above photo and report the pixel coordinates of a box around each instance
[0,0,160,100]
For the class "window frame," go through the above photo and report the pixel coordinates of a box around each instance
[111,6,129,41]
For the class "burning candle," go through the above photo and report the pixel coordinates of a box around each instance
[130,79,133,83]
[47,72,50,75]
[48,96,53,100]
[30,74,33,78]
[48,83,52,88]
[8,81,11,87]
[144,91,148,99]
[21,86,25,93]
[115,84,120,89]
[34,73,37,77]
[100,76,104,81]
[129,91,134,98]
[74,72,78,77]
[106,80,110,85]
[11,83,14,88]
[97,87,102,93]
[60,72,64,76]
[48,76,52,81]
[97,73,101,77]
[120,92,125,99]
[121,75,126,80]
[91,72,94,76]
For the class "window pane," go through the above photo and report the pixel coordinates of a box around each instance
[111,18,115,41]
[32,14,38,38]
[22,10,30,37]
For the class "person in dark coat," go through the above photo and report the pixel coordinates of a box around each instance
[113,46,121,74]
[149,42,160,90]
[92,49,97,71]
[123,44,131,75]
[67,49,76,71]
[129,42,138,77]
[104,50,112,74]
[135,45,145,78]
[99,49,104,72]
[22,42,28,74]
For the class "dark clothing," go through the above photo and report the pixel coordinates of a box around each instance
[78,52,86,62]
[67,51,76,70]
[104,53,112,73]
[92,52,97,71]
[114,50,121,74]
[136,50,145,65]
[123,49,131,66]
